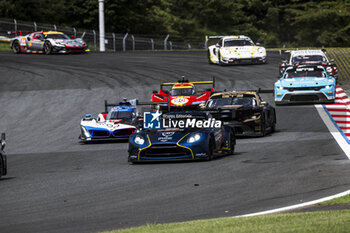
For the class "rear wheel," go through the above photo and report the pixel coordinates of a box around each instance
[259,114,266,137]
[229,131,235,155]
[12,40,20,54]
[44,41,52,55]
[207,50,213,64]
[0,156,3,178]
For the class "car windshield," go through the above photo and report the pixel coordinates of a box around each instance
[207,96,256,108]
[171,88,195,96]
[45,34,70,40]
[224,39,254,47]
[292,55,326,64]
[107,110,133,120]
[285,69,326,78]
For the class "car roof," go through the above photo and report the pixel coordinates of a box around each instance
[110,106,134,112]
[290,50,325,56]
[222,35,251,40]
[210,91,258,98]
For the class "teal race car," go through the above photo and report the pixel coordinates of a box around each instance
[274,65,336,105]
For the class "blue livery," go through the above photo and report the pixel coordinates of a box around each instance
[128,112,235,163]
[274,65,336,105]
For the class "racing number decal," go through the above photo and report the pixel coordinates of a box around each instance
[171,96,189,105]
[20,37,26,46]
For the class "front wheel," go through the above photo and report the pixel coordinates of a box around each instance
[205,138,214,161]
[12,40,20,54]
[44,41,52,55]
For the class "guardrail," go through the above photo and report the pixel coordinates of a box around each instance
[0,18,205,51]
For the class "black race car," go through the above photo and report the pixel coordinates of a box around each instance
[204,91,276,137]
[0,133,7,178]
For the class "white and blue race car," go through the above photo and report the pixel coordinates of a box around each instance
[79,99,139,142]
[207,35,266,65]
[274,65,336,105]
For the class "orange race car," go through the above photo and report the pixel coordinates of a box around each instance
[151,77,215,108]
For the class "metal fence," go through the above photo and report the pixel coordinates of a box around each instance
[0,18,205,51]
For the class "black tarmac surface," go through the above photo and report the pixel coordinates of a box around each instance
[0,51,349,233]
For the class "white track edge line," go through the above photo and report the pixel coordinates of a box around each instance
[233,104,350,218]
[234,189,350,217]
[315,104,350,159]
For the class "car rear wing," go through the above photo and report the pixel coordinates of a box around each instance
[7,30,32,36]
[206,35,248,40]
[160,77,215,89]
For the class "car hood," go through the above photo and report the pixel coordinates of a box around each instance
[279,77,332,87]
[144,129,197,144]
[51,38,85,45]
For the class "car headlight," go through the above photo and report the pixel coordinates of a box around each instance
[134,135,145,145]
[258,47,265,54]
[325,85,330,89]
[279,86,284,90]
[187,133,201,143]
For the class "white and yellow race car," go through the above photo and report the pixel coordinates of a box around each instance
[207,35,266,65]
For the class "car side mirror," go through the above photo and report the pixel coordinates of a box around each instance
[215,43,220,48]
[1,133,5,150]
[153,90,157,94]
[27,37,31,41]
[256,42,260,46]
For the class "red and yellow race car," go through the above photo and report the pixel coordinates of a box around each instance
[151,78,215,108]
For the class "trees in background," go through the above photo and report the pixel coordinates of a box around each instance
[0,0,349,47]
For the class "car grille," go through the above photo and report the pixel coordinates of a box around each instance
[290,95,319,102]
[89,130,110,137]
[285,86,325,91]
[112,128,135,137]
[141,144,192,158]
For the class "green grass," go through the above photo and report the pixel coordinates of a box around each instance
[0,42,10,51]
[317,194,350,206]
[103,210,350,233]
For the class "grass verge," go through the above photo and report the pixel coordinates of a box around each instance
[0,42,10,51]
[318,194,350,206]
[103,210,350,233]
[102,194,350,233]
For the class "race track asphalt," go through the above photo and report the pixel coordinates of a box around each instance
[0,51,349,233]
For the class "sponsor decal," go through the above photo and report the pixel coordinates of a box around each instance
[143,110,162,129]
[171,96,189,105]
[20,37,26,46]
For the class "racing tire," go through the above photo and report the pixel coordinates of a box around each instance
[218,53,225,66]
[205,137,214,161]
[0,157,3,179]
[229,131,235,155]
[207,50,213,64]
[12,40,21,54]
[44,41,53,55]
[271,110,277,133]
[259,114,266,137]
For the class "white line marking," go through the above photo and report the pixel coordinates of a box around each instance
[233,86,350,219]
[235,189,350,217]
